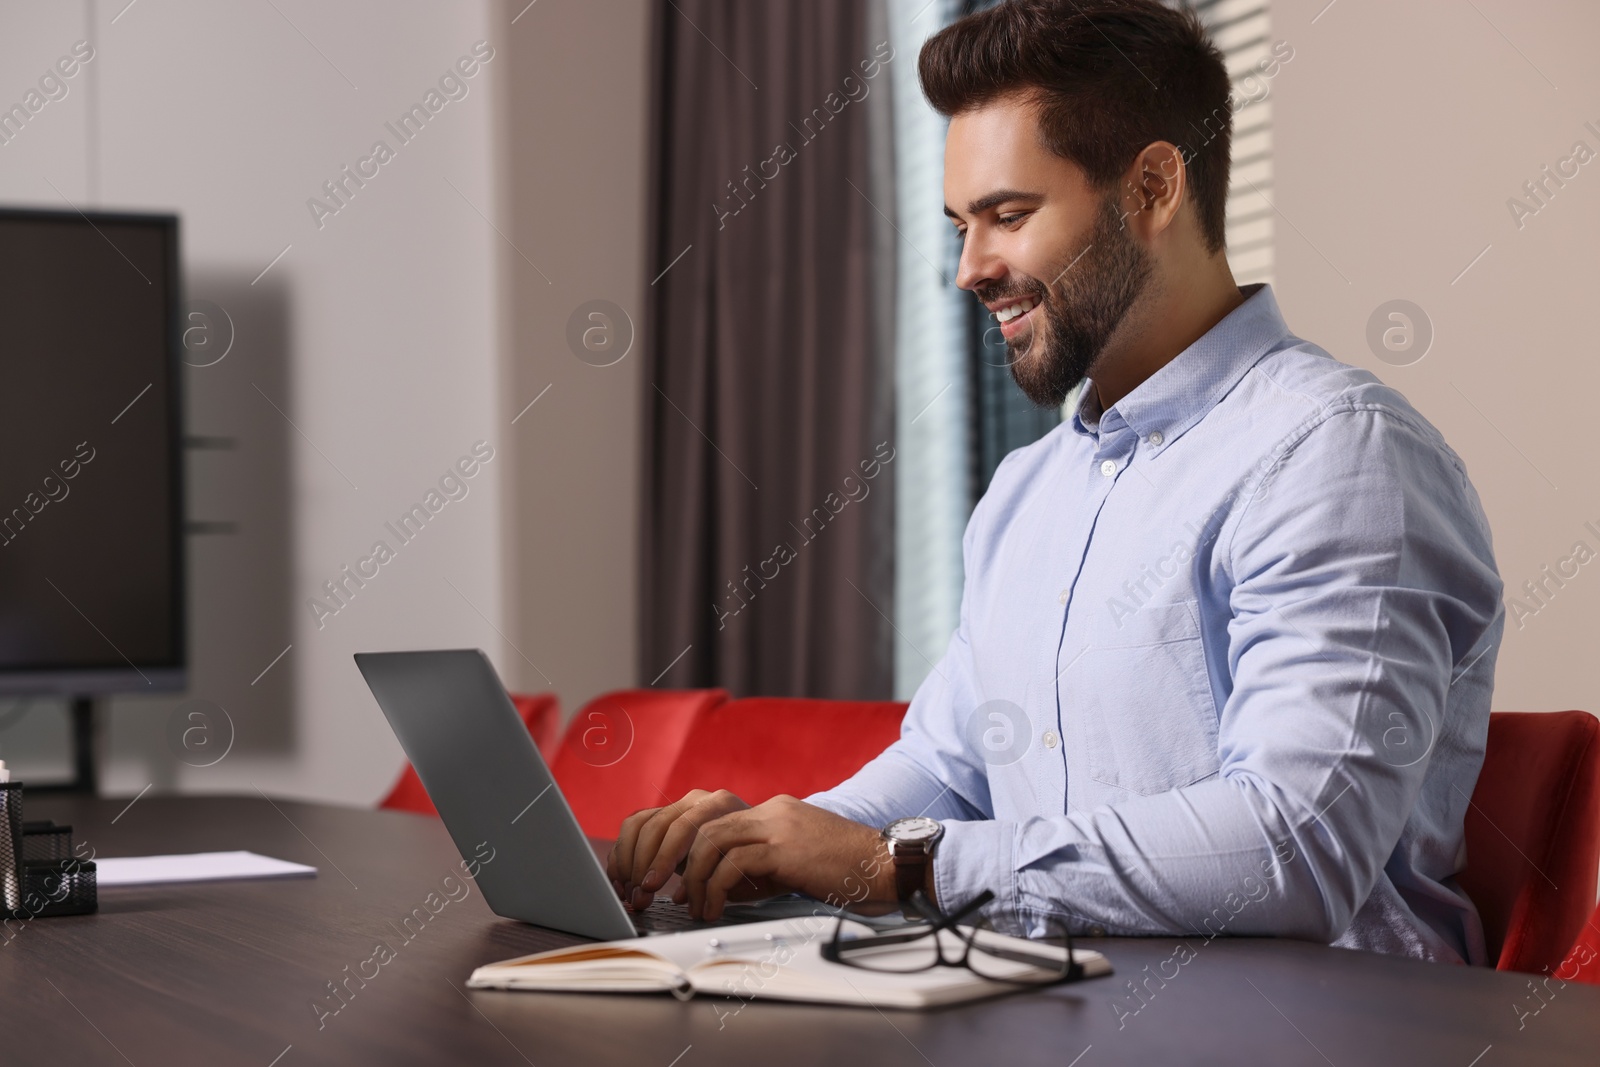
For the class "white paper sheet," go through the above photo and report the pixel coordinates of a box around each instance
[94,850,317,887]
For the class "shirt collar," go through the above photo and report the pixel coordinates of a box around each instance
[1070,283,1291,446]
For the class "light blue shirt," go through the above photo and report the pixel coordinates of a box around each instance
[810,284,1504,964]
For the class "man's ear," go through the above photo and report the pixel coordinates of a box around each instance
[1115,141,1187,240]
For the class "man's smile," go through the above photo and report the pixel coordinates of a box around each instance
[988,294,1042,339]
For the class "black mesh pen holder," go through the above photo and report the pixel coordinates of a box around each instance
[22,820,74,864]
[0,785,99,920]
[0,782,23,916]
[21,858,98,918]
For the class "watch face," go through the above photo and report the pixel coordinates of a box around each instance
[885,816,942,843]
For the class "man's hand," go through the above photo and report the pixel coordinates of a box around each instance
[677,794,899,920]
[607,789,753,911]
[606,791,899,919]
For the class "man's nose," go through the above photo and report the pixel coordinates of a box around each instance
[955,232,1007,293]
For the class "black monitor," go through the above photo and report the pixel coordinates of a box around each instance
[0,207,186,702]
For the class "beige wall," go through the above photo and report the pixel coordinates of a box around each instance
[1272,0,1600,715]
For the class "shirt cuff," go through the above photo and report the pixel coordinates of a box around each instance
[933,819,1021,935]
[803,790,867,826]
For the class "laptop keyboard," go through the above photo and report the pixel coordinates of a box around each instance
[630,899,766,934]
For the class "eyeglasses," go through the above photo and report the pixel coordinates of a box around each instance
[821,889,1084,987]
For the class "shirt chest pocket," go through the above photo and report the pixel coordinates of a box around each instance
[1070,601,1221,797]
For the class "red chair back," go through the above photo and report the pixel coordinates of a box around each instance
[379,691,561,816]
[1460,710,1600,973]
[1560,903,1600,984]
[664,696,907,804]
[549,688,727,837]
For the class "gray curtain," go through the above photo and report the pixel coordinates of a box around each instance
[641,0,895,699]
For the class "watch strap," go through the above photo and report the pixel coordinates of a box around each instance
[891,841,928,906]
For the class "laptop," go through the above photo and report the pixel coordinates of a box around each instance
[355,648,841,939]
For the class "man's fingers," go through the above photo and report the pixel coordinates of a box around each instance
[628,790,709,892]
[643,791,749,892]
[626,808,679,894]
[646,808,710,894]
[682,809,758,918]
[703,844,772,922]
[609,805,662,895]
[641,795,870,918]
[628,790,737,909]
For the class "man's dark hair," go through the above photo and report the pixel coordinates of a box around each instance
[920,0,1234,254]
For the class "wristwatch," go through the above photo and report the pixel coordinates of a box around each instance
[882,816,944,913]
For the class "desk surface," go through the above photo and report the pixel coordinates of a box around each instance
[7,795,1597,1066]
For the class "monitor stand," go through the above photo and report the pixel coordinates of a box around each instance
[28,697,99,795]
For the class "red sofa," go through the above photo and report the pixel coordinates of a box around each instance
[663,695,906,804]
[548,687,729,837]
[1459,710,1600,975]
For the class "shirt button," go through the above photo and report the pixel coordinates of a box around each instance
[1088,924,1107,937]
[1043,730,1059,749]
[1057,589,1068,606]
[1148,431,1164,446]
[1099,459,1116,478]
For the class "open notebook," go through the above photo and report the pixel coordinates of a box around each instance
[468,916,1112,1009]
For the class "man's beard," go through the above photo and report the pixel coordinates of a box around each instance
[997,193,1153,408]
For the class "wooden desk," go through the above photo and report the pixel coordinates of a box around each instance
[7,795,1597,1066]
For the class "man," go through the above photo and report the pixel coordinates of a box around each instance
[609,0,1503,964]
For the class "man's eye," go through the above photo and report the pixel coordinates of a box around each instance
[998,213,1027,227]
